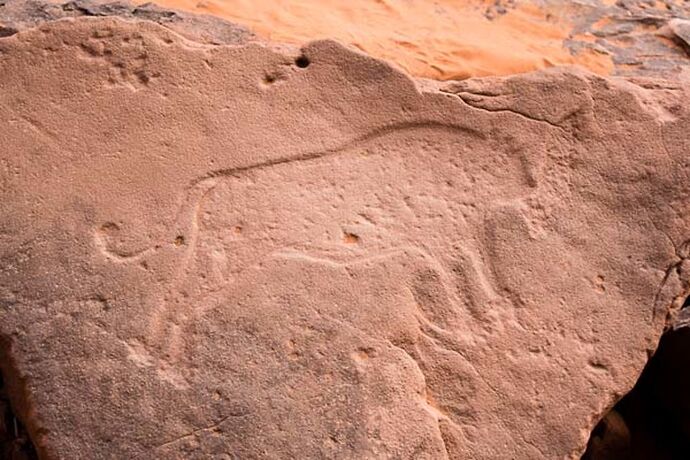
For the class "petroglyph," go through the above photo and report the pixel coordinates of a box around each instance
[95,122,543,368]
[5,16,689,458]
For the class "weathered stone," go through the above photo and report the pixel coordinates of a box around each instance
[0,13,688,460]
[669,18,690,51]
[0,0,254,44]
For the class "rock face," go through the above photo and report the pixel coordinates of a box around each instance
[0,13,689,460]
[0,0,254,45]
[582,326,690,459]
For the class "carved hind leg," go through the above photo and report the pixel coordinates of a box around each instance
[141,179,220,362]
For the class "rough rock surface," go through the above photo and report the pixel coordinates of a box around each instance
[0,12,689,460]
[0,0,254,44]
[581,325,690,459]
[559,0,690,79]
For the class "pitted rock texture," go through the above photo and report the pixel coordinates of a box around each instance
[0,16,689,460]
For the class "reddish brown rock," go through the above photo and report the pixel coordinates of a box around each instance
[0,13,689,460]
[669,18,690,50]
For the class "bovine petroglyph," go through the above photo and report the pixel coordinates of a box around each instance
[96,122,543,389]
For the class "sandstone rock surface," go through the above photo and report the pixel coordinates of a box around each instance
[0,0,254,44]
[0,11,689,460]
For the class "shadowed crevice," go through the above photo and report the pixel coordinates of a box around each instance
[0,356,38,460]
[582,319,690,460]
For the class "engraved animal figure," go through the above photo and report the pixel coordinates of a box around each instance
[96,121,542,377]
[95,121,609,455]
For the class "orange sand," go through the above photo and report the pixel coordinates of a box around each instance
[142,0,613,79]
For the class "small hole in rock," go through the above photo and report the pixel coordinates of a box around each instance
[343,232,360,244]
[174,236,185,246]
[295,55,310,68]
[582,326,690,459]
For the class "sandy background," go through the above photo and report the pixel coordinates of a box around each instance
[141,0,615,79]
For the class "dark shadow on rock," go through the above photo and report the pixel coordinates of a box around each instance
[583,309,690,460]
[0,372,38,460]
